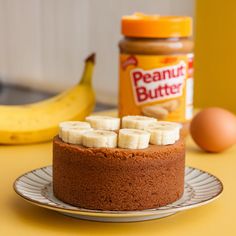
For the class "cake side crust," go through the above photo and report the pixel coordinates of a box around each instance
[53,136,185,211]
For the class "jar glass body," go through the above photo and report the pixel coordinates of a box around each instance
[119,36,194,136]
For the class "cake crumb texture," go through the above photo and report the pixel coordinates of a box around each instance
[53,136,185,211]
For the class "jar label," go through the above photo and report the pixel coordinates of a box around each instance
[119,53,194,122]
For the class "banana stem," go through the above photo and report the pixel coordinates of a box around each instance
[79,53,96,85]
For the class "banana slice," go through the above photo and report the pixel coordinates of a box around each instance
[122,115,157,130]
[82,130,117,148]
[146,121,181,145]
[85,116,120,131]
[118,128,150,149]
[59,121,92,144]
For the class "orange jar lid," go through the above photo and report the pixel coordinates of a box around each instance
[121,13,192,38]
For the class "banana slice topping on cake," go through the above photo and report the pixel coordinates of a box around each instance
[58,116,182,148]
[59,121,92,144]
[118,128,150,149]
[82,130,117,148]
[86,116,120,131]
[146,121,181,145]
[122,115,157,130]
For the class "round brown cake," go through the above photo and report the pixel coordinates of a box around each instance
[53,135,185,211]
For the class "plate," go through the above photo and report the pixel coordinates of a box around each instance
[13,166,223,222]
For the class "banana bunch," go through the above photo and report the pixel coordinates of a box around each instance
[59,115,181,149]
[0,54,96,144]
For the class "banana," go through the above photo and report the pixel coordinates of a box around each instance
[0,54,96,144]
[86,115,120,131]
[122,115,157,130]
[146,121,181,145]
[59,121,92,144]
[82,130,117,148]
[118,128,150,149]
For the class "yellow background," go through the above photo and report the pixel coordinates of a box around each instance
[195,0,236,113]
[0,110,236,235]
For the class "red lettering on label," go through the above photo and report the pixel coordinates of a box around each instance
[136,87,148,102]
[130,61,186,104]
[133,71,143,86]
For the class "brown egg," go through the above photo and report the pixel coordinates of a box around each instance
[190,107,236,152]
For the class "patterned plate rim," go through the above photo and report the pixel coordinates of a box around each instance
[13,166,223,217]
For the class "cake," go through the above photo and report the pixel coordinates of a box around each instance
[53,115,185,211]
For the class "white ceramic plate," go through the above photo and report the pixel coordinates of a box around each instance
[13,166,223,222]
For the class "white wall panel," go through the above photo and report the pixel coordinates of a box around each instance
[0,0,194,103]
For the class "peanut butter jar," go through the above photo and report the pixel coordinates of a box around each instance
[119,13,194,135]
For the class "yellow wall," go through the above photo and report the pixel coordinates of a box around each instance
[195,0,236,113]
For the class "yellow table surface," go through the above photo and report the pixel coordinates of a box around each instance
[0,110,235,236]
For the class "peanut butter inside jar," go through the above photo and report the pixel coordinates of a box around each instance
[118,13,194,136]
